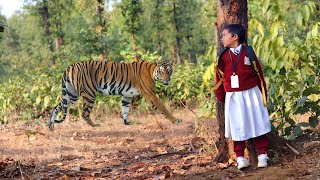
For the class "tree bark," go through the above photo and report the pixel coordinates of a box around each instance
[41,0,55,65]
[157,31,162,57]
[97,0,106,60]
[171,46,175,63]
[173,2,182,64]
[186,17,196,63]
[155,0,163,57]
[186,35,196,63]
[214,0,249,163]
[132,33,138,61]
[54,0,64,50]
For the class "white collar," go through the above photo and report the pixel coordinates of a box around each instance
[230,44,242,55]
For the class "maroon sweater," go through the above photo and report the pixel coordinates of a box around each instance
[215,48,267,103]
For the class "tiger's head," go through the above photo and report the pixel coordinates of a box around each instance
[153,61,174,86]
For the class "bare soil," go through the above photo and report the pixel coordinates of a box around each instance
[0,109,319,179]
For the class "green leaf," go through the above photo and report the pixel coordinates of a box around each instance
[286,118,296,126]
[288,51,295,60]
[296,13,303,27]
[307,2,316,13]
[302,5,310,22]
[276,36,285,46]
[270,22,279,39]
[255,20,265,37]
[311,23,319,38]
[293,126,303,137]
[287,133,296,140]
[309,116,319,128]
[36,96,41,105]
[262,0,270,14]
[296,122,309,127]
[44,96,51,108]
[276,59,285,69]
[285,126,292,136]
[307,94,320,102]
[264,39,271,50]
[303,87,320,96]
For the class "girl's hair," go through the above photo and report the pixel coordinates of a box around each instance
[223,24,246,44]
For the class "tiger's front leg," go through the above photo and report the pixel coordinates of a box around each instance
[121,96,133,125]
[146,93,182,124]
[81,93,100,127]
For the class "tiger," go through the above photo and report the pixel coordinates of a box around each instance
[48,59,181,129]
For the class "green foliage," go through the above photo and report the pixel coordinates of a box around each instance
[0,69,61,123]
[248,0,320,139]
[120,50,160,62]
[161,62,205,105]
[120,0,143,34]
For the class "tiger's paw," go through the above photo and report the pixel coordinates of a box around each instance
[47,121,54,130]
[91,123,100,127]
[87,122,100,127]
[123,120,131,125]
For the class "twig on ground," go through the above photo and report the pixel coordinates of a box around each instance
[286,143,300,155]
[33,164,37,174]
[17,161,25,180]
[179,100,218,153]
[150,150,195,159]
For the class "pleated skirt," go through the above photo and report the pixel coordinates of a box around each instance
[225,86,271,141]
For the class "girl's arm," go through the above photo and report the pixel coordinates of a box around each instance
[215,61,226,103]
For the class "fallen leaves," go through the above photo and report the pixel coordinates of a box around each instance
[156,147,168,154]
[217,158,236,170]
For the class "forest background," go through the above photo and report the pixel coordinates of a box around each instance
[0,0,319,140]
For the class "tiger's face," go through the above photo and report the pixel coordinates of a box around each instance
[154,61,173,86]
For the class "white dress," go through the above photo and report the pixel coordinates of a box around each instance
[224,85,271,141]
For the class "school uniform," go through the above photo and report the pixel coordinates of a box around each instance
[215,44,271,156]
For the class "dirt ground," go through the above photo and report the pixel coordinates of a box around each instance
[0,109,319,179]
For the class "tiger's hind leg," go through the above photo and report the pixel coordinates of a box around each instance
[48,82,79,130]
[48,102,63,129]
[121,96,133,125]
[81,93,100,127]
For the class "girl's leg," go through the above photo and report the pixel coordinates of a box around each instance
[233,141,245,157]
[254,134,269,154]
[255,134,270,168]
[234,140,249,169]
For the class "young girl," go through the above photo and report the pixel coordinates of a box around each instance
[214,24,271,170]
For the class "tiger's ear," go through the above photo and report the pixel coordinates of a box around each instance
[169,60,174,65]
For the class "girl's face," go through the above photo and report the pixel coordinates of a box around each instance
[221,29,239,48]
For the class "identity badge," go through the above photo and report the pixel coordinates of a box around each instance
[231,75,239,88]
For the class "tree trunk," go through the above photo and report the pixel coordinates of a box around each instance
[132,33,138,61]
[155,0,162,57]
[97,0,106,60]
[186,35,196,63]
[41,0,55,65]
[214,0,249,163]
[157,31,162,57]
[55,37,59,50]
[173,2,182,64]
[171,46,175,63]
[186,16,195,63]
[54,0,64,50]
